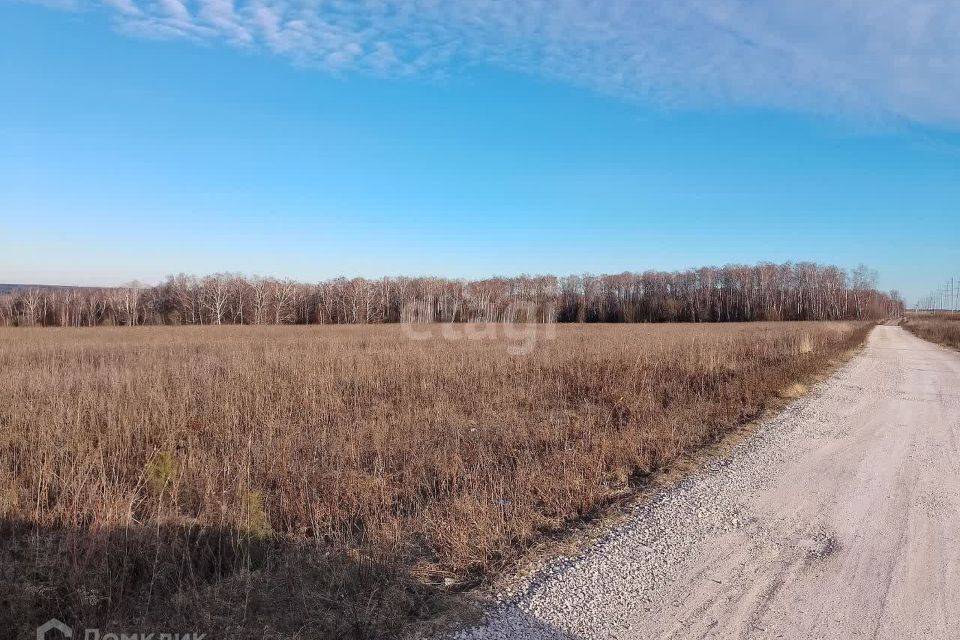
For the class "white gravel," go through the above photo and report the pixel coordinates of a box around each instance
[446,326,960,639]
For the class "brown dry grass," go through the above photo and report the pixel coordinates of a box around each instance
[902,312,960,350]
[0,322,871,638]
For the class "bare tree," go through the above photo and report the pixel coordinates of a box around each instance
[200,273,231,325]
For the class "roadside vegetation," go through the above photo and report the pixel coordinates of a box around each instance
[0,321,872,637]
[902,312,960,350]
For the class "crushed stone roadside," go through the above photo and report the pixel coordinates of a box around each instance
[446,326,960,640]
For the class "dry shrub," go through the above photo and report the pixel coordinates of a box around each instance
[778,383,809,399]
[0,322,871,637]
[902,312,960,350]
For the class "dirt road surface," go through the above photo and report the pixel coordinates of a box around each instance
[451,326,960,639]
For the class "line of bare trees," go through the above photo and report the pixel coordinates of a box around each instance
[0,262,904,328]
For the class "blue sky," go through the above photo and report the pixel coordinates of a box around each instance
[1,1,959,302]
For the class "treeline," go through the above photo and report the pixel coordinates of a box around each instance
[0,262,904,327]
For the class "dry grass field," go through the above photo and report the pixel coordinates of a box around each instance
[902,312,960,350]
[0,322,871,638]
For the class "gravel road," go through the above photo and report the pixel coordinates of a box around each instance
[450,325,960,639]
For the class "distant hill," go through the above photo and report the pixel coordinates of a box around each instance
[0,284,86,294]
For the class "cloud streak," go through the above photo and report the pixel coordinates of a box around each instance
[36,0,960,124]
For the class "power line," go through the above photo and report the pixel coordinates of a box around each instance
[915,276,960,312]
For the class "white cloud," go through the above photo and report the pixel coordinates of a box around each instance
[156,0,190,21]
[33,0,960,123]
